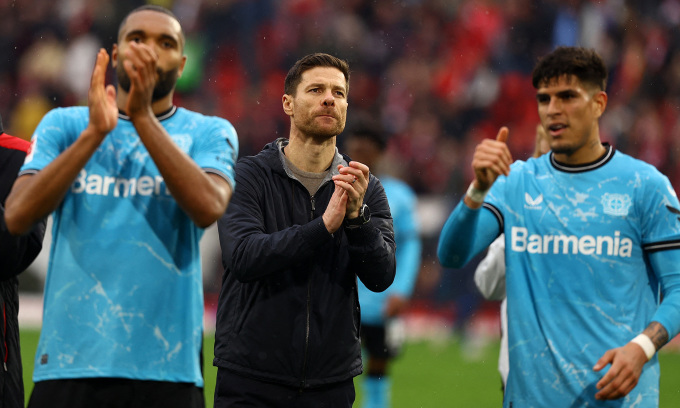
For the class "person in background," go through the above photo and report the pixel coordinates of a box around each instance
[4,6,238,408]
[0,113,46,408]
[343,121,422,408]
[473,124,550,391]
[214,53,396,408]
[438,46,680,407]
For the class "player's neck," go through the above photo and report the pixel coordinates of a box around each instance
[116,90,176,117]
[553,139,607,166]
[284,134,336,173]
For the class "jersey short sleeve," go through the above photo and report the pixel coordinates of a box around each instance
[637,170,680,248]
[189,114,239,188]
[21,107,86,174]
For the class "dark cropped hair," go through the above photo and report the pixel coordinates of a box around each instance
[532,46,607,91]
[284,53,350,96]
[118,5,185,50]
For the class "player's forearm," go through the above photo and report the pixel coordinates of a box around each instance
[642,322,669,351]
[648,249,680,340]
[131,114,231,227]
[5,130,102,234]
[437,202,499,268]
[625,322,669,366]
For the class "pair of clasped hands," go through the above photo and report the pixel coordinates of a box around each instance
[87,43,160,143]
[322,162,369,234]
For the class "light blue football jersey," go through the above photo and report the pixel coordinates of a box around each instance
[482,145,680,407]
[358,176,421,325]
[21,106,238,387]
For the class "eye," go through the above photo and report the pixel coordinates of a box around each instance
[334,90,345,97]
[536,95,549,104]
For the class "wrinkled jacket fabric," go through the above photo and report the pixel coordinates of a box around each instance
[0,133,46,408]
[214,139,396,388]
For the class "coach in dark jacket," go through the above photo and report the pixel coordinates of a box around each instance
[0,114,46,408]
[214,53,396,408]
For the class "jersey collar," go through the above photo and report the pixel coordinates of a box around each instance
[550,143,614,173]
[117,106,177,121]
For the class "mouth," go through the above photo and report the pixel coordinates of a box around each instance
[547,123,567,136]
[317,114,337,121]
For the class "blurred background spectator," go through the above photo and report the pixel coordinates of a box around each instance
[5,0,680,343]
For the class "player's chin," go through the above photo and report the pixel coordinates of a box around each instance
[313,124,343,139]
[548,141,574,156]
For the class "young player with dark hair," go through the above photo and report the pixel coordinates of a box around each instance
[438,46,680,407]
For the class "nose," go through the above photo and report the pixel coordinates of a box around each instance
[322,90,335,107]
[546,96,561,116]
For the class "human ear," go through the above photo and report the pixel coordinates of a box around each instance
[111,44,119,68]
[282,94,294,117]
[593,90,608,118]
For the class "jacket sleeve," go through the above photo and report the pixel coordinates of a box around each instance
[0,204,46,279]
[437,200,501,269]
[218,161,335,282]
[346,176,396,292]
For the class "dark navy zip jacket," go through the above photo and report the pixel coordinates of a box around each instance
[0,131,46,408]
[214,138,396,388]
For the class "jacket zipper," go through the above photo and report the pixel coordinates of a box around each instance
[300,195,316,390]
[3,302,7,371]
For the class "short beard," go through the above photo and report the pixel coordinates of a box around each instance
[296,116,345,141]
[550,144,574,156]
[116,63,179,102]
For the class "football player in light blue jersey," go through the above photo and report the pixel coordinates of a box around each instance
[437,46,680,407]
[344,122,422,408]
[5,5,238,408]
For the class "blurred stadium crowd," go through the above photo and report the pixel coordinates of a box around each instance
[4,0,680,329]
[3,0,680,194]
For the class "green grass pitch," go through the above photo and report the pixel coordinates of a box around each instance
[19,330,680,407]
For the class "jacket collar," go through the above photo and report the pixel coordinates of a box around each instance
[272,138,347,184]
